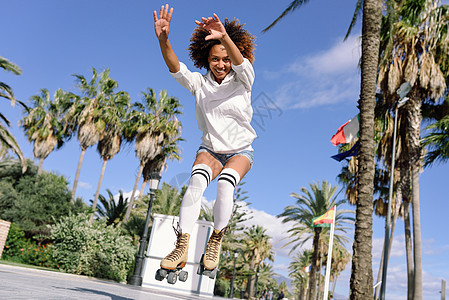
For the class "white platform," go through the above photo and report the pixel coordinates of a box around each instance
[141,213,216,297]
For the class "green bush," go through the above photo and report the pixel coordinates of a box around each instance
[2,223,56,268]
[49,213,136,282]
[0,160,89,241]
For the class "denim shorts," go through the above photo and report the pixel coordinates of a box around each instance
[196,146,254,167]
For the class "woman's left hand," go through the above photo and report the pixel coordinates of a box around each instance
[195,13,226,41]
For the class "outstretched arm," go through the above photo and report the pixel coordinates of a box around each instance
[195,14,244,66]
[154,4,180,73]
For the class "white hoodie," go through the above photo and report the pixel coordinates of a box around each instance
[170,58,257,153]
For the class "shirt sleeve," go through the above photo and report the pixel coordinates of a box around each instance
[170,62,203,95]
[231,57,255,91]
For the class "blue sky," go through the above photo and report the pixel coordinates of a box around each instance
[1,1,448,299]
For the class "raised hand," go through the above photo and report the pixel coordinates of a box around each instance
[195,13,226,41]
[154,4,173,40]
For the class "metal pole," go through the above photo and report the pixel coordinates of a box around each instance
[379,104,399,299]
[229,251,238,298]
[442,279,446,300]
[322,206,336,300]
[129,189,156,286]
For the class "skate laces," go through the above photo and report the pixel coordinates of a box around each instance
[205,227,227,261]
[166,226,188,262]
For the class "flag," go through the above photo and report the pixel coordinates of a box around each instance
[303,265,311,273]
[331,114,360,146]
[331,141,359,162]
[313,207,335,227]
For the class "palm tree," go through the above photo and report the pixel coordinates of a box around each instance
[0,56,27,172]
[289,250,313,300]
[152,182,183,216]
[264,2,383,297]
[68,68,119,202]
[92,189,129,226]
[241,225,275,299]
[199,200,214,222]
[278,181,354,300]
[377,2,449,298]
[20,88,70,174]
[122,88,182,223]
[130,122,183,218]
[90,90,131,217]
[423,107,449,166]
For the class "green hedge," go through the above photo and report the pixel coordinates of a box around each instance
[2,223,57,268]
[49,213,135,282]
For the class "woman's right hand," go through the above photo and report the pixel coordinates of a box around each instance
[153,4,173,41]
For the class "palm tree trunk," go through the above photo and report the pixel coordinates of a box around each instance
[374,184,402,299]
[137,180,148,204]
[410,167,422,299]
[349,0,382,298]
[316,252,323,300]
[90,159,108,223]
[407,97,423,300]
[71,148,86,203]
[37,158,44,174]
[399,163,414,300]
[123,163,144,223]
[307,228,321,300]
[245,268,255,298]
[403,200,414,300]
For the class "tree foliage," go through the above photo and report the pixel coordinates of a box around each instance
[0,159,88,241]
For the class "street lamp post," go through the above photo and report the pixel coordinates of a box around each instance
[129,172,161,286]
[229,250,238,298]
[379,82,410,300]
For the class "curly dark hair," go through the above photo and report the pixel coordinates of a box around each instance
[188,18,256,70]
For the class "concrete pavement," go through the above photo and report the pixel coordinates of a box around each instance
[0,263,227,300]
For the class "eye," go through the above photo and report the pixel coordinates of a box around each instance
[211,57,219,62]
[224,58,231,63]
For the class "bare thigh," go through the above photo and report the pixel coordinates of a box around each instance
[223,155,252,179]
[193,151,223,180]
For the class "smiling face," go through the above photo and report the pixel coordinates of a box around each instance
[208,44,231,84]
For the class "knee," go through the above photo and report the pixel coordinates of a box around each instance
[217,168,241,189]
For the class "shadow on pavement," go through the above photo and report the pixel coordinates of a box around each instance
[54,286,134,300]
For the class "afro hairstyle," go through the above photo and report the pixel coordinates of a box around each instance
[188,18,256,70]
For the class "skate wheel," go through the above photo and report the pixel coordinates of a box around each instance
[209,268,217,279]
[179,270,188,282]
[167,272,177,284]
[202,269,211,277]
[155,269,166,281]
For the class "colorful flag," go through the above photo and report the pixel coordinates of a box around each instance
[303,265,311,273]
[313,207,335,227]
[331,141,359,161]
[331,114,360,146]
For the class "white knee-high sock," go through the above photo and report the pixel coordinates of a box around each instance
[213,168,241,231]
[179,164,212,234]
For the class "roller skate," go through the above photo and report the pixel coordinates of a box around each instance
[155,227,190,284]
[197,227,227,279]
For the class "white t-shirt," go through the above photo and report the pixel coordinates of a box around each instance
[170,58,257,154]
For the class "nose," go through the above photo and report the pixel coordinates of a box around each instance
[217,59,224,68]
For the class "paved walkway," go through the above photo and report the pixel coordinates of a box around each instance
[0,264,227,300]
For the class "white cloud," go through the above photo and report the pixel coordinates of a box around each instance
[372,235,406,260]
[289,35,361,76]
[78,181,92,189]
[236,203,313,277]
[263,35,361,110]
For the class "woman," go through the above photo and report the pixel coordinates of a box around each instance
[154,4,257,273]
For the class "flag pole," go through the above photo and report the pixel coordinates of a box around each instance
[323,206,336,300]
